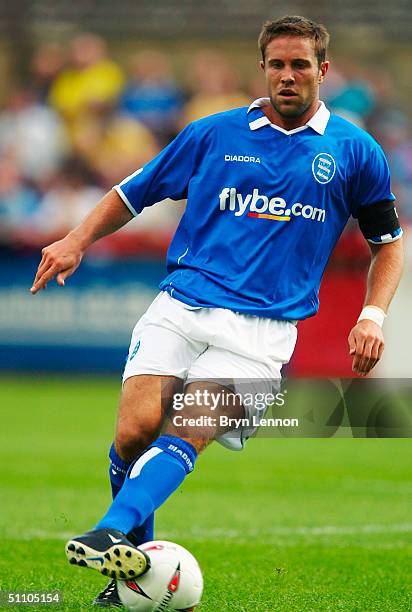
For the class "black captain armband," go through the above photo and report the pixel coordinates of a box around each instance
[356,200,403,244]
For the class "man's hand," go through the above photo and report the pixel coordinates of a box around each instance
[30,234,84,294]
[348,319,384,376]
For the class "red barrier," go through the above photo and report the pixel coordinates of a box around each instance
[289,229,370,376]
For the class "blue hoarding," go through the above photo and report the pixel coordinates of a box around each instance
[0,254,165,372]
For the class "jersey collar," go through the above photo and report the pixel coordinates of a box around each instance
[247,97,330,135]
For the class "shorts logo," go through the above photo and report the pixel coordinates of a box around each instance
[129,340,141,360]
[312,153,336,184]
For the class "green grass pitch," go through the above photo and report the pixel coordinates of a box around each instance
[1,376,411,611]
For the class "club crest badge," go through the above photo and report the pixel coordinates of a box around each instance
[312,153,336,185]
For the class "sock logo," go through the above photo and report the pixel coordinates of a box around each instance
[167,444,194,472]
[110,462,128,476]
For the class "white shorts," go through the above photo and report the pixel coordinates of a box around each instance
[123,292,297,450]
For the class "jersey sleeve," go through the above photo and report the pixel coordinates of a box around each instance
[113,122,199,216]
[351,139,402,244]
[351,140,395,212]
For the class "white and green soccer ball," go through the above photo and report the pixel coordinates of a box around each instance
[117,540,203,611]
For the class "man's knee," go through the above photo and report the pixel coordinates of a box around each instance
[115,374,181,461]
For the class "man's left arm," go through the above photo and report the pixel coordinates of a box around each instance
[348,237,404,376]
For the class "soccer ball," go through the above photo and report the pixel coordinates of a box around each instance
[116,540,203,611]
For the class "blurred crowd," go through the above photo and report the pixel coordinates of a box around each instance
[0,33,411,250]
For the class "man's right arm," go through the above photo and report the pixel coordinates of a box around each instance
[31,189,133,294]
[31,121,200,294]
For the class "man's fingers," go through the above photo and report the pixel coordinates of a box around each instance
[32,251,80,293]
[362,340,379,375]
[31,263,54,293]
[31,263,60,294]
[32,256,52,287]
[363,338,384,375]
[31,247,57,290]
[351,336,365,374]
[56,266,76,286]
[32,259,79,293]
[349,321,385,377]
[369,337,382,366]
[356,338,383,376]
[360,354,378,375]
[356,337,374,375]
[359,355,376,376]
[348,331,356,355]
[31,236,84,295]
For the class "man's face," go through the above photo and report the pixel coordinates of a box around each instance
[260,36,329,125]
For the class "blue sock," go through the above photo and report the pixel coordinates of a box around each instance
[108,443,155,544]
[130,512,154,544]
[96,435,197,535]
[109,443,130,499]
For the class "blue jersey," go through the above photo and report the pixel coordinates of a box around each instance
[114,99,398,320]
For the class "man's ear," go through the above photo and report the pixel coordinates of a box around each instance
[260,60,265,72]
[318,60,330,83]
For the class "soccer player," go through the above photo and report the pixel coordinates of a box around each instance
[31,15,403,607]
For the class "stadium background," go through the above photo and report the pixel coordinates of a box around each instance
[0,0,411,377]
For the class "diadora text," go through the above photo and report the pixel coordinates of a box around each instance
[224,155,261,163]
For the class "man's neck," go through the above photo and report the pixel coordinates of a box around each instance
[261,100,321,131]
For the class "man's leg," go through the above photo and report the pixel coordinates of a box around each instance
[108,374,182,544]
[65,374,181,579]
[108,447,154,547]
[93,443,155,608]
[66,380,243,578]
[93,380,244,530]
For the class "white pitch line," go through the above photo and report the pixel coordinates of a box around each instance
[5,523,412,542]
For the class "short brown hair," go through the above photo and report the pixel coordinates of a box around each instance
[258,16,330,66]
